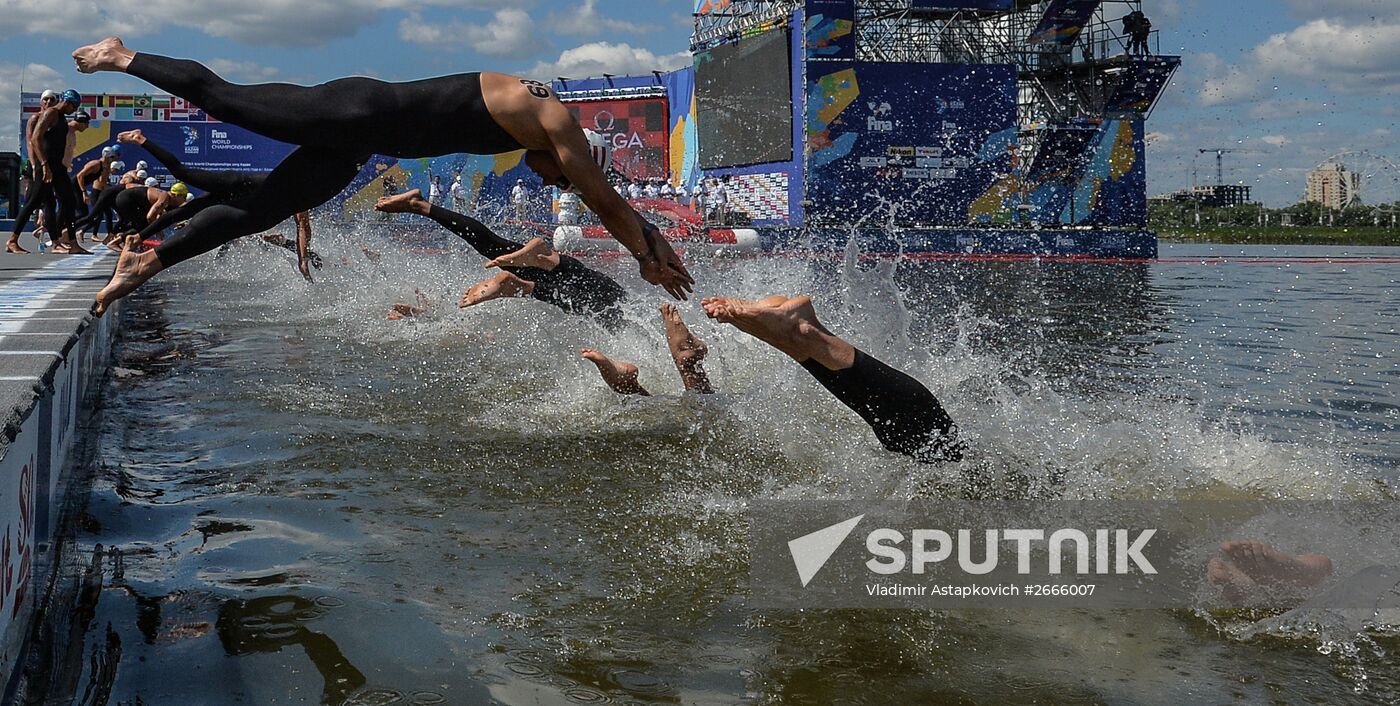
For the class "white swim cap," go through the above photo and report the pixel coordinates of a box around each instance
[101,146,115,158]
[144,177,158,187]
[583,129,613,171]
[136,160,149,171]
[136,170,148,179]
[40,89,58,101]
[112,161,126,171]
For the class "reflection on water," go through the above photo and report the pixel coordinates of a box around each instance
[23,235,1400,704]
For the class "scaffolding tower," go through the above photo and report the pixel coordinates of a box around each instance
[693,0,1178,128]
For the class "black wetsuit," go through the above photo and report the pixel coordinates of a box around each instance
[71,182,127,234]
[113,187,159,234]
[133,138,268,242]
[12,111,78,239]
[801,350,963,463]
[424,204,626,329]
[124,53,525,268]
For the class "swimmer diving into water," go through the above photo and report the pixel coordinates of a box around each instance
[581,297,960,463]
[72,37,693,315]
[375,189,627,330]
[703,296,964,463]
[115,130,318,281]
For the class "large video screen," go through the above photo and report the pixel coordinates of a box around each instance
[695,29,793,169]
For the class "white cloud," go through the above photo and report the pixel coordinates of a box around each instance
[1260,135,1291,147]
[398,8,537,58]
[547,0,657,37]
[0,63,65,153]
[1201,17,1400,106]
[527,42,691,81]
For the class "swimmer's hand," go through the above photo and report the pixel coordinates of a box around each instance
[638,227,694,300]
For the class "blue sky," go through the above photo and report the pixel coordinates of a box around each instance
[3,0,1397,206]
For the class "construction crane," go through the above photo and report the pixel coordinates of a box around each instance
[1198,148,1243,186]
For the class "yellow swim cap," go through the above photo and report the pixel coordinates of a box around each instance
[170,182,189,197]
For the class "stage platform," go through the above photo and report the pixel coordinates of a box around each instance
[0,250,121,698]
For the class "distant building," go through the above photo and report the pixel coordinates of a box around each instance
[1150,184,1251,207]
[1306,163,1361,210]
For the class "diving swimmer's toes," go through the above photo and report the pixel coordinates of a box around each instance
[701,295,838,365]
[581,348,650,396]
[660,304,714,394]
[485,237,558,270]
[117,129,145,144]
[1219,540,1333,586]
[72,36,134,74]
[459,271,533,308]
[95,235,160,317]
[374,188,430,215]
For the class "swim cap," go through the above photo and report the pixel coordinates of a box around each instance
[40,89,58,101]
[136,170,148,179]
[101,146,115,158]
[144,177,159,187]
[74,111,91,123]
[136,160,149,171]
[170,182,189,197]
[111,161,125,171]
[583,129,613,171]
[61,89,82,105]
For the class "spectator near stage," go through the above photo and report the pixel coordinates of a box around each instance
[511,179,530,220]
[449,173,467,213]
[1122,11,1152,55]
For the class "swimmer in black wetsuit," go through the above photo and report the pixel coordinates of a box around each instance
[116,129,317,280]
[701,295,964,464]
[112,183,189,237]
[374,188,627,330]
[11,89,86,254]
[72,37,693,316]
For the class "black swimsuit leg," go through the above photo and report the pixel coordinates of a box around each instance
[800,349,964,463]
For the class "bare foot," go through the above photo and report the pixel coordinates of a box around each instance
[660,303,713,393]
[117,129,146,145]
[459,271,533,308]
[73,37,134,74]
[7,239,30,254]
[50,243,71,254]
[104,235,126,253]
[95,235,163,317]
[374,188,431,215]
[580,348,649,396]
[1207,557,1254,605]
[1220,540,1333,587]
[485,237,560,271]
[700,295,854,369]
[63,239,92,255]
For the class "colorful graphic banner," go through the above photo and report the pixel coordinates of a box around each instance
[805,0,856,62]
[565,98,670,180]
[805,62,1018,226]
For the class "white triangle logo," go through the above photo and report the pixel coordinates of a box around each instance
[788,515,864,588]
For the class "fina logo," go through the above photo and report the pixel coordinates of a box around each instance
[181,126,200,154]
[866,101,894,133]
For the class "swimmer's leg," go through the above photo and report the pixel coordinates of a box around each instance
[659,303,713,394]
[1220,540,1333,587]
[377,189,525,261]
[96,147,358,316]
[121,129,257,194]
[702,295,963,463]
[580,348,649,396]
[78,41,346,148]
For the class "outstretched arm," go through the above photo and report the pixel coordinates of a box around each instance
[294,211,312,282]
[542,114,694,300]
